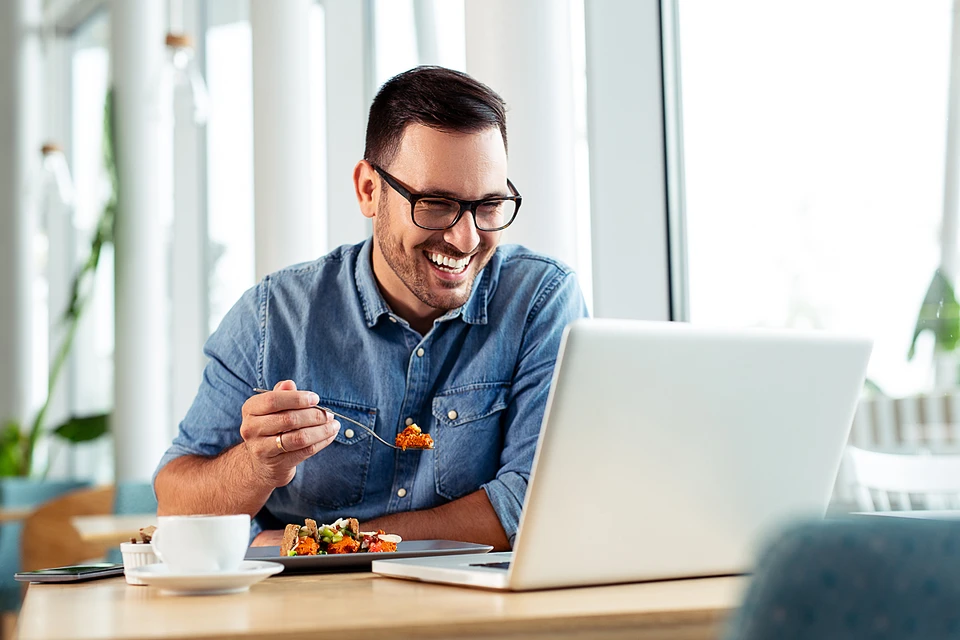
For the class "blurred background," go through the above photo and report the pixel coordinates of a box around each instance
[1,0,960,513]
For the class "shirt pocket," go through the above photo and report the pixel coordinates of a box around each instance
[300,398,377,510]
[432,382,510,501]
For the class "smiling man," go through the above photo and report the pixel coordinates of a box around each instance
[154,66,588,550]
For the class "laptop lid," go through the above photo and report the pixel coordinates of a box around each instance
[506,318,872,590]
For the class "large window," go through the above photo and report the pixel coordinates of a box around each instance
[677,0,954,397]
[205,4,255,333]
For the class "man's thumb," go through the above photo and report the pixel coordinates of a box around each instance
[273,379,298,391]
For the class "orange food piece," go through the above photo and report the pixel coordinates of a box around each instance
[395,424,434,451]
[294,536,320,556]
[365,529,398,553]
[326,536,361,554]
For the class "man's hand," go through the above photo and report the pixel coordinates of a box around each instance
[240,380,340,488]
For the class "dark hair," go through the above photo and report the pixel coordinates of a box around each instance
[364,66,508,169]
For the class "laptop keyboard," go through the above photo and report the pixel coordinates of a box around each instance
[468,561,511,571]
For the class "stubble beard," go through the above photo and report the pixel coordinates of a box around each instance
[375,198,486,312]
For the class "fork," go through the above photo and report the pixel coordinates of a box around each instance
[251,388,405,450]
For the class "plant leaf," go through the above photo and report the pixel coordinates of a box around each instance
[53,414,110,443]
[908,269,960,360]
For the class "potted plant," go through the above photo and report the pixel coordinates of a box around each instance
[0,90,117,479]
[907,268,960,389]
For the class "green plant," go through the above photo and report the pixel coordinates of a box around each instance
[907,268,960,362]
[0,89,117,477]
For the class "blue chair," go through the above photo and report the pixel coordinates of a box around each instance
[0,479,91,612]
[725,516,960,640]
[112,481,158,516]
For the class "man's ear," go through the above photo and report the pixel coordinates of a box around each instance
[354,160,379,220]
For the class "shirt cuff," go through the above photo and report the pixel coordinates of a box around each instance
[482,471,528,548]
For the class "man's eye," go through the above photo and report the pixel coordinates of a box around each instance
[477,201,505,214]
[417,199,457,212]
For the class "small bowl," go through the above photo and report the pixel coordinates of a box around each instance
[120,542,159,585]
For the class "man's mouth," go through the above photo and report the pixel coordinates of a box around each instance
[425,251,471,275]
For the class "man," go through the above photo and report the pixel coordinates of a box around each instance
[154,66,588,550]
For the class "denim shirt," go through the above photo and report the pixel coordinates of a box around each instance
[155,238,588,544]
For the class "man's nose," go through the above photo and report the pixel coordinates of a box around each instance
[443,208,481,254]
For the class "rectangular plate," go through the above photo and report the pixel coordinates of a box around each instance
[245,540,493,572]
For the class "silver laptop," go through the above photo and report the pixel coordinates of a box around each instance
[372,318,873,590]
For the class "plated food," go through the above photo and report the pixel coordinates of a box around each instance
[395,424,434,451]
[280,517,402,556]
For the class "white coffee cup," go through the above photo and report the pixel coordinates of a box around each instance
[151,514,250,574]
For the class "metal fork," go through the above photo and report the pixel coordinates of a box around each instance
[251,388,405,450]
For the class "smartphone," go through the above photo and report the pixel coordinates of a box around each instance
[14,563,125,583]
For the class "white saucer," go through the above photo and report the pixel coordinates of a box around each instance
[126,560,284,596]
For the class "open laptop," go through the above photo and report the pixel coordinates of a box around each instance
[372,318,873,590]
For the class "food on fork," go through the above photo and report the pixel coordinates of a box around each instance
[279,517,402,556]
[395,424,434,451]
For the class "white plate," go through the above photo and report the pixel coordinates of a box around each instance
[125,560,284,595]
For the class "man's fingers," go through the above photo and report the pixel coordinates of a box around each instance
[246,389,320,417]
[275,421,341,454]
[273,379,297,391]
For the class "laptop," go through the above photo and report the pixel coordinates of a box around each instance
[372,318,873,590]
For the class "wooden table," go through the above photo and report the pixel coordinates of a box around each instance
[16,570,746,640]
[70,514,156,546]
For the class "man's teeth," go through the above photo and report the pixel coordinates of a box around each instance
[427,252,469,272]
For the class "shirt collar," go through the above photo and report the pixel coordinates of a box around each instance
[354,237,491,328]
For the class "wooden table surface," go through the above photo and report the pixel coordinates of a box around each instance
[17,570,746,640]
[70,514,156,546]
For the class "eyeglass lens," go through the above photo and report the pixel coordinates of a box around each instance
[413,198,517,231]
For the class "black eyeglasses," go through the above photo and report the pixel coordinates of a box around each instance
[373,165,522,232]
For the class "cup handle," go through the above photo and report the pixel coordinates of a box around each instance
[150,527,165,563]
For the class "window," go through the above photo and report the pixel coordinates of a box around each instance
[205,8,255,333]
[676,0,954,396]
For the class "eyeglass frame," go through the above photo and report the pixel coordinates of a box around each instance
[372,164,522,232]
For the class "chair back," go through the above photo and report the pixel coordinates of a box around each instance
[725,517,960,640]
[846,445,960,511]
[0,479,91,612]
[21,485,115,572]
[112,481,158,515]
[833,392,960,507]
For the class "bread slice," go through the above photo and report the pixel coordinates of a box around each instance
[279,523,301,555]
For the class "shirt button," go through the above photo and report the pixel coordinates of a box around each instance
[397,488,407,498]
[447,410,458,420]
[416,348,425,357]
[344,428,354,439]
[405,417,414,426]
[389,317,397,323]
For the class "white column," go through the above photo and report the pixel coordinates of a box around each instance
[935,0,960,388]
[585,0,671,320]
[324,0,374,250]
[251,0,314,280]
[413,0,440,65]
[170,0,209,441]
[941,0,960,281]
[0,0,42,429]
[464,0,578,272]
[111,0,171,481]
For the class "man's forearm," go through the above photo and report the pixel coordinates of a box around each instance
[362,489,511,552]
[155,444,275,517]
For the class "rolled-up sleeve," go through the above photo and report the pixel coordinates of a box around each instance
[482,270,589,546]
[153,282,265,481]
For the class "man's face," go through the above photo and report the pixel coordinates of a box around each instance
[370,125,508,316]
